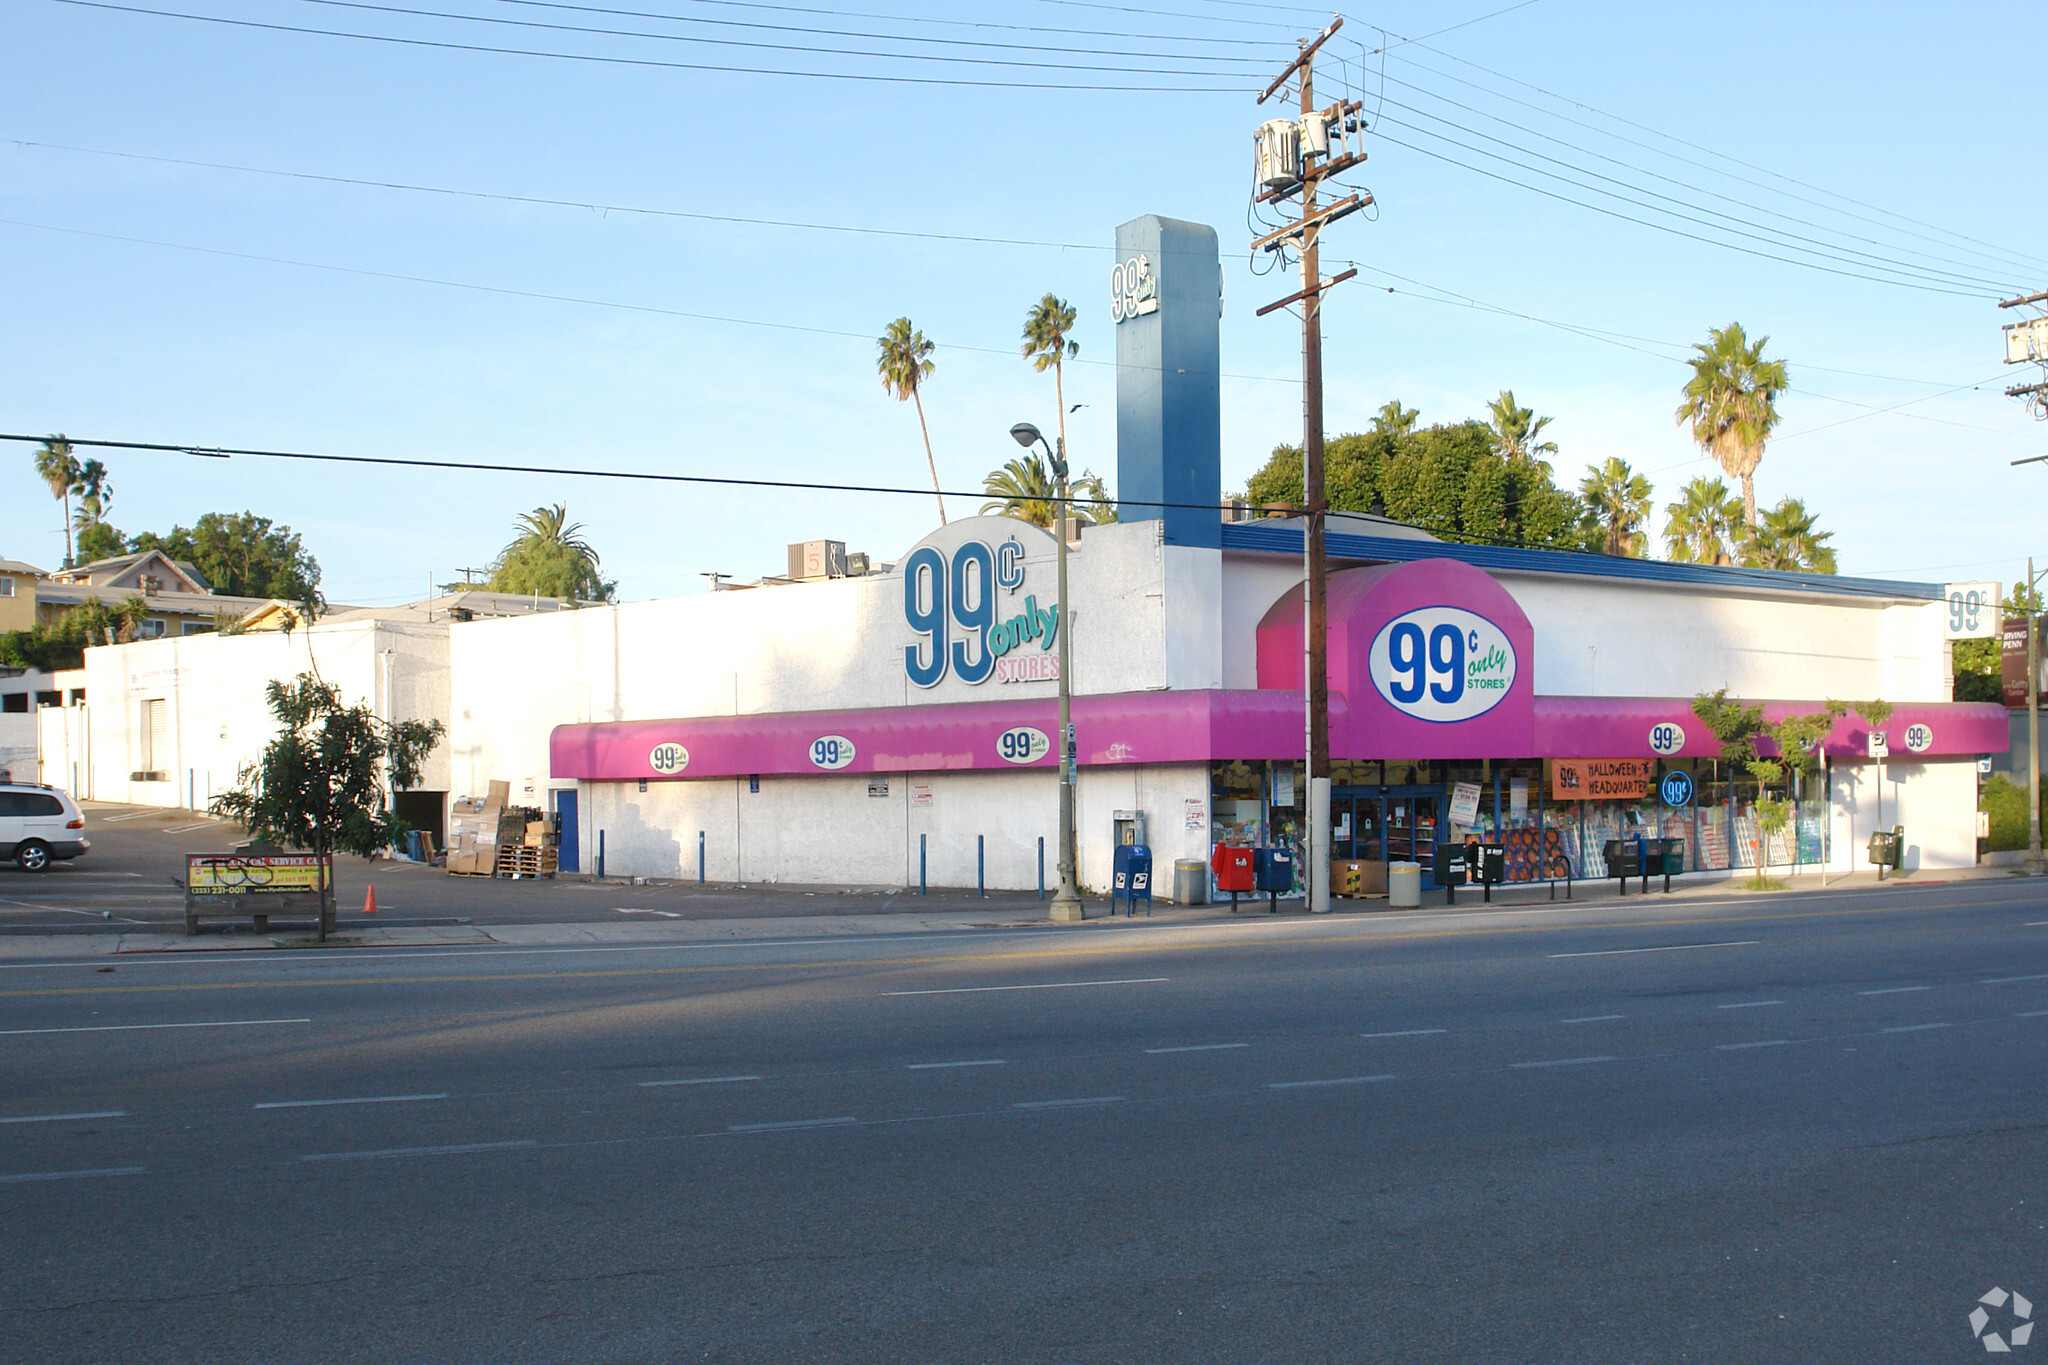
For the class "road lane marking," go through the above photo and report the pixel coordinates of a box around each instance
[616,909,682,918]
[0,1166,143,1183]
[1510,1055,1617,1069]
[1717,1000,1784,1010]
[1360,1028,1448,1039]
[0,1110,126,1124]
[1268,1074,1396,1090]
[1560,1015,1625,1024]
[302,1140,537,1162]
[1012,1097,1125,1110]
[727,1117,857,1132]
[907,1059,1007,1069]
[1881,1023,1953,1034]
[2018,1011,2048,1018]
[884,978,1167,996]
[1715,1040,1790,1051]
[0,1018,311,1037]
[255,1093,447,1110]
[1859,986,1930,995]
[638,1075,760,1087]
[1982,974,2048,985]
[1550,941,1758,959]
[1145,1043,1250,1054]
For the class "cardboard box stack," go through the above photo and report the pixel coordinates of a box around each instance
[446,779,511,875]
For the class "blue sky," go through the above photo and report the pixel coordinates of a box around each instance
[3,0,2042,606]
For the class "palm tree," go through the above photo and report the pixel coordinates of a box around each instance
[1578,457,1653,557]
[1021,293,1081,536]
[877,317,945,525]
[1662,476,1744,565]
[981,454,1058,527]
[509,504,596,559]
[1486,390,1559,466]
[1675,322,1788,527]
[488,504,612,601]
[1741,497,1837,573]
[1370,400,1420,438]
[33,435,81,568]
[71,458,117,561]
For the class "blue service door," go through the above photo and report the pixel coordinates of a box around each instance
[554,788,580,873]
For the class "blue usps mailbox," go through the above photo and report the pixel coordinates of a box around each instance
[1112,844,1153,917]
[1252,846,1294,914]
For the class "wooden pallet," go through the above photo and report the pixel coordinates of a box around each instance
[493,844,558,878]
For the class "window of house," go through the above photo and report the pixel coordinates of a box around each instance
[0,577,14,597]
[139,619,166,639]
[182,623,212,636]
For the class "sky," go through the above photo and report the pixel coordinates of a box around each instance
[3,0,2043,608]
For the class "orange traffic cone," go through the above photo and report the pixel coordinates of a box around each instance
[363,884,378,915]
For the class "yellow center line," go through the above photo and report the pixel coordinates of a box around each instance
[0,897,1975,999]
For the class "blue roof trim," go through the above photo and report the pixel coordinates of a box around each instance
[1219,521,1942,602]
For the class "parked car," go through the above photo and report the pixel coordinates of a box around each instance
[0,783,90,872]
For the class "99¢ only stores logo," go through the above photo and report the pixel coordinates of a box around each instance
[903,536,1061,688]
[1367,607,1518,723]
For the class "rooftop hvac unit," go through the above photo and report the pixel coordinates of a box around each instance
[788,539,847,581]
[1254,118,1300,190]
[2006,317,2048,364]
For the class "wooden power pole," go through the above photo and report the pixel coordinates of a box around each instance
[1253,18,1368,913]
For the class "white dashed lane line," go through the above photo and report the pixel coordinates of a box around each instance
[1560,1015,1625,1024]
[1268,1074,1396,1090]
[1549,941,1758,959]
[0,1019,311,1037]
[302,1141,537,1162]
[254,1094,447,1110]
[0,1166,144,1184]
[1510,1055,1617,1070]
[0,1110,126,1124]
[1881,1023,1953,1034]
[1361,1028,1449,1039]
[1717,1000,1784,1010]
[1013,1097,1125,1110]
[907,1059,1007,1069]
[727,1117,858,1133]
[1715,1040,1790,1051]
[1983,974,2048,985]
[639,1075,759,1087]
[883,978,1168,996]
[1145,1043,1249,1054]
[1859,986,1931,996]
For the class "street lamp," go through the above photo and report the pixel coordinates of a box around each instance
[1010,421,1084,921]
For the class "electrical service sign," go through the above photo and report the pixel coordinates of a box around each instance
[1367,607,1518,723]
[903,535,1061,688]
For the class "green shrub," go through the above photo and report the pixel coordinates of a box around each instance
[1981,774,2044,852]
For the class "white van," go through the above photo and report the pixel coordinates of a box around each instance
[0,784,90,872]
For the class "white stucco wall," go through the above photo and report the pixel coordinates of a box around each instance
[1828,756,1978,871]
[80,621,451,810]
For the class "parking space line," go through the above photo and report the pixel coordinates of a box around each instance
[0,1166,144,1184]
[302,1140,537,1162]
[0,1110,126,1124]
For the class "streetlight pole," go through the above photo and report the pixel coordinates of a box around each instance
[1011,423,1084,920]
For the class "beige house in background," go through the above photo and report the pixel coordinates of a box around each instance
[0,559,37,634]
[34,550,285,638]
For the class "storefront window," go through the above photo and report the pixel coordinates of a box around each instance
[1209,760,1265,847]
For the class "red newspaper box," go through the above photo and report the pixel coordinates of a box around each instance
[1212,842,1256,909]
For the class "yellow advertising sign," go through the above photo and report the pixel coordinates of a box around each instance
[186,854,329,896]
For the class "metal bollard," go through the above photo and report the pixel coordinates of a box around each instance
[698,831,706,885]
[1037,836,1045,900]
[919,834,927,895]
[977,835,985,898]
[596,829,605,881]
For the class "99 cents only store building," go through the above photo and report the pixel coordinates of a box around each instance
[448,216,2005,896]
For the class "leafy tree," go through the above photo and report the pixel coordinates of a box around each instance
[1740,496,1837,573]
[0,595,153,671]
[486,504,614,603]
[32,435,81,569]
[1663,476,1744,565]
[1694,690,1885,884]
[129,512,322,604]
[877,316,945,525]
[1578,457,1654,557]
[1371,400,1419,438]
[1021,292,1083,536]
[1676,322,1788,527]
[1244,412,1593,550]
[75,520,125,564]
[212,673,444,941]
[1485,390,1558,464]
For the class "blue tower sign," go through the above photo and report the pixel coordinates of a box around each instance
[1113,215,1222,549]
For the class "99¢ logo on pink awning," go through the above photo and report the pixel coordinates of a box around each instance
[1367,607,1518,723]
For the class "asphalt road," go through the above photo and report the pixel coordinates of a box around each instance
[3,879,2046,1363]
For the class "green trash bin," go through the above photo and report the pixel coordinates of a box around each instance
[1867,826,1904,878]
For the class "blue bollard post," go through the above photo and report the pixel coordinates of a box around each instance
[1038,837,1045,900]
[698,831,706,885]
[596,829,605,881]
[920,834,927,895]
[978,835,985,898]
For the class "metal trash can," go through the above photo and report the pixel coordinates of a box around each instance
[1388,860,1422,909]
[1173,858,1208,906]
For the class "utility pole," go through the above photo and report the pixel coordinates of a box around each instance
[1999,290,2048,874]
[1254,18,1368,914]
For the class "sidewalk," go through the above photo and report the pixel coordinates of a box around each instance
[0,861,2027,960]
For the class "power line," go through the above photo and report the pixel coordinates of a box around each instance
[614,0,1287,45]
[44,0,1249,90]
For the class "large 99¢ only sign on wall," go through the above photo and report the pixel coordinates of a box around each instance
[1367,607,1518,722]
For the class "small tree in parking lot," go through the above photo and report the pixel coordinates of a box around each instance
[211,673,443,938]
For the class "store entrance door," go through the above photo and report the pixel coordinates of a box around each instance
[1334,786,1445,888]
